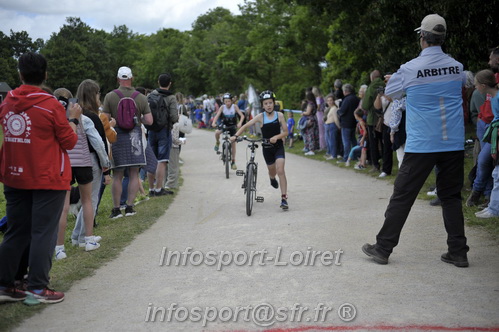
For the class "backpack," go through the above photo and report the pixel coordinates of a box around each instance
[114,89,140,131]
[145,92,169,132]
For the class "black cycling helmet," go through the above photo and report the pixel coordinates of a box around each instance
[259,90,275,103]
[222,92,232,100]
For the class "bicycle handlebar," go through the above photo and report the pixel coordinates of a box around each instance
[236,136,271,145]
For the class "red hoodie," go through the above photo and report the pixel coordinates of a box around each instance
[0,85,78,190]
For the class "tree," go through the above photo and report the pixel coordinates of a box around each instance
[0,30,42,87]
[42,17,111,94]
[134,28,188,90]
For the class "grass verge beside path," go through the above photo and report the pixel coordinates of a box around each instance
[286,138,499,240]
[0,179,180,332]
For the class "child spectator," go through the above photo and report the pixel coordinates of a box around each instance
[324,94,341,160]
[54,87,110,259]
[194,103,205,128]
[346,108,368,169]
[286,111,295,148]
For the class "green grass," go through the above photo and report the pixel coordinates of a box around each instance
[286,135,499,240]
[0,178,180,332]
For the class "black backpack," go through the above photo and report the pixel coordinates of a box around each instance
[146,92,170,132]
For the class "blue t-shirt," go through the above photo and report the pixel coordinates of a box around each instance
[194,108,203,121]
[287,118,295,134]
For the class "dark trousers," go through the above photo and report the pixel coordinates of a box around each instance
[0,187,66,290]
[367,125,383,169]
[375,151,469,257]
[381,124,393,174]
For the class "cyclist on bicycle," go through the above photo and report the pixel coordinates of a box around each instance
[231,90,289,209]
[212,93,245,170]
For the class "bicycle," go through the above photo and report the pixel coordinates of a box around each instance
[235,136,269,216]
[217,125,233,179]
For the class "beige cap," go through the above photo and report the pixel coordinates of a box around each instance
[414,14,446,35]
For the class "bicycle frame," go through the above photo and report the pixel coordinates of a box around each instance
[236,136,268,215]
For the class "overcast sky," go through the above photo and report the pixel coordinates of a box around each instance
[0,0,244,41]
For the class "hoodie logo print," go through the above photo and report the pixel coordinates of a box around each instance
[3,112,31,144]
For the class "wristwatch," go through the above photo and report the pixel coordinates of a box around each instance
[69,118,79,126]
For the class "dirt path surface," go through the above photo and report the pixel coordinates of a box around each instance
[15,129,499,332]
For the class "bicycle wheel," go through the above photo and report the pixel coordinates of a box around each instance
[246,164,255,216]
[224,142,230,178]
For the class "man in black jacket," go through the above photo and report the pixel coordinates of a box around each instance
[337,84,360,163]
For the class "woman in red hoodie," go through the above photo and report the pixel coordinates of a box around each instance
[0,52,80,304]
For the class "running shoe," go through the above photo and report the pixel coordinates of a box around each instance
[27,288,64,304]
[0,287,26,302]
[280,198,289,210]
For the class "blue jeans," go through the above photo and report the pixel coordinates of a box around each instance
[473,120,493,196]
[477,119,487,149]
[487,166,499,215]
[325,123,339,157]
[348,145,362,161]
[341,127,357,161]
[204,110,212,127]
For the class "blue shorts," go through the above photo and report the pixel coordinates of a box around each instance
[148,128,172,162]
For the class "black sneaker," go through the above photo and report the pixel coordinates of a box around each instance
[441,252,469,268]
[109,208,123,219]
[149,190,156,197]
[362,243,389,265]
[155,188,174,196]
[0,286,26,302]
[124,205,136,216]
[270,178,279,189]
[280,198,289,210]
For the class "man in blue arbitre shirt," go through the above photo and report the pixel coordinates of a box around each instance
[362,14,469,267]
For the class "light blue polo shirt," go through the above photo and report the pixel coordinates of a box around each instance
[385,46,466,153]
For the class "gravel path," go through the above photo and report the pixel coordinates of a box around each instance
[15,128,499,332]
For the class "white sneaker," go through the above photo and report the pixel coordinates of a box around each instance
[72,236,101,248]
[476,210,498,219]
[345,161,350,167]
[326,156,335,160]
[55,245,67,260]
[475,208,490,216]
[84,236,101,252]
[427,189,437,196]
[304,151,315,156]
[379,172,388,178]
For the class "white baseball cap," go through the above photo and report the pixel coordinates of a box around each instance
[415,14,446,35]
[117,66,133,79]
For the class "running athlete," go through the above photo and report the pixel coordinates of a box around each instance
[231,90,289,209]
[212,93,245,170]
